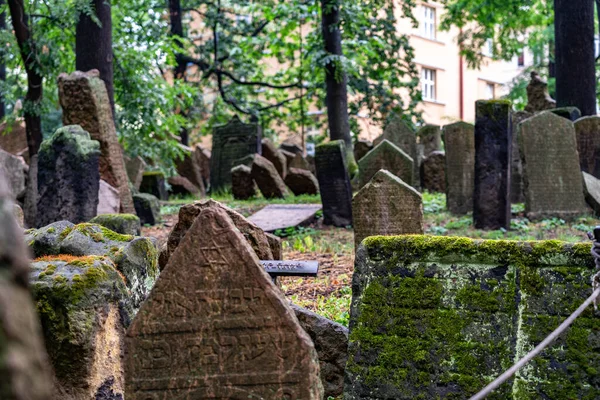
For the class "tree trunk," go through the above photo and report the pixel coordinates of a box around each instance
[321,0,352,153]
[554,0,596,116]
[0,0,6,120]
[169,0,189,145]
[7,0,43,156]
[76,0,114,114]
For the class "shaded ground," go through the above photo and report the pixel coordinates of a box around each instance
[142,191,599,327]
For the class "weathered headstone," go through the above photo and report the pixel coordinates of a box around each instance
[524,71,556,113]
[58,70,135,214]
[345,235,599,399]
[251,154,289,199]
[133,193,160,226]
[358,139,413,188]
[549,106,581,121]
[140,171,168,201]
[0,119,28,162]
[582,171,600,216]
[125,155,146,190]
[36,125,101,228]
[374,115,419,184]
[417,124,442,157]
[261,138,287,179]
[420,150,446,193]
[231,164,257,200]
[353,140,373,162]
[0,148,27,201]
[575,116,600,178]
[519,112,588,219]
[352,169,423,248]
[315,140,353,226]
[196,145,211,189]
[280,141,303,155]
[176,144,206,195]
[168,175,201,197]
[248,203,322,233]
[125,206,323,399]
[510,111,532,203]
[280,149,296,167]
[443,121,475,215]
[90,213,142,235]
[289,153,313,173]
[210,116,261,192]
[0,170,53,400]
[473,100,512,229]
[97,179,120,215]
[284,168,319,196]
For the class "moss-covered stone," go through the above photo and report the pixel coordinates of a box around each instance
[345,235,597,399]
[89,213,141,235]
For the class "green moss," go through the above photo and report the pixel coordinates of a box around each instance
[59,223,134,243]
[143,171,164,177]
[47,227,56,234]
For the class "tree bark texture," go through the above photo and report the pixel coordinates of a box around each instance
[169,0,189,145]
[0,0,6,120]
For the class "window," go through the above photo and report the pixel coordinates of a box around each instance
[482,38,493,57]
[485,83,495,100]
[421,68,436,101]
[421,6,436,39]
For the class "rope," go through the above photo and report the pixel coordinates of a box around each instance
[469,229,600,400]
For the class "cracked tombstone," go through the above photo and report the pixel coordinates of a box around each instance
[125,206,323,399]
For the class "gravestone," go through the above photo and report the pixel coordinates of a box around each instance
[0,119,28,162]
[176,144,206,195]
[125,155,146,190]
[284,168,319,195]
[442,121,475,214]
[248,203,322,233]
[36,125,101,227]
[417,124,442,157]
[140,172,168,201]
[374,115,419,185]
[582,171,600,216]
[58,70,135,213]
[0,148,27,201]
[524,71,556,113]
[315,140,353,227]
[353,140,373,162]
[549,106,581,121]
[133,193,160,226]
[196,146,211,189]
[420,150,446,193]
[97,179,120,215]
[473,100,512,229]
[231,164,257,200]
[125,206,323,399]
[280,149,296,167]
[280,141,303,154]
[358,139,413,188]
[289,153,314,173]
[251,154,289,199]
[574,116,600,178]
[0,170,53,400]
[210,116,261,192]
[511,111,532,203]
[24,155,38,227]
[168,176,201,197]
[519,112,588,219]
[261,138,287,179]
[346,235,599,399]
[352,169,423,248]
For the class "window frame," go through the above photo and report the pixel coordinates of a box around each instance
[420,5,436,40]
[421,67,436,102]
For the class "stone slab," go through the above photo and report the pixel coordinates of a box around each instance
[260,260,318,276]
[125,205,323,399]
[97,179,120,215]
[358,139,413,188]
[443,122,475,215]
[345,235,598,399]
[315,140,353,227]
[248,204,322,233]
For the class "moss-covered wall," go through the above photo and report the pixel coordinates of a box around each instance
[345,235,597,399]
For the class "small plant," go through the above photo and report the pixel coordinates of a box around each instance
[510,217,530,232]
[426,225,448,235]
[445,216,472,230]
[540,217,566,231]
[511,203,525,214]
[422,191,446,214]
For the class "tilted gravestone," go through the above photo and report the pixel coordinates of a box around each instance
[510,111,532,203]
[417,124,442,157]
[251,154,289,199]
[176,144,206,196]
[315,140,353,227]
[420,150,446,193]
[125,205,323,399]
[0,147,27,201]
[575,116,600,178]
[352,169,423,248]
[0,119,28,161]
[358,139,413,188]
[474,100,512,229]
[549,106,581,122]
[261,138,287,179]
[125,155,146,190]
[231,164,257,200]
[210,115,261,192]
[374,115,419,186]
[353,140,373,162]
[0,170,53,400]
[58,70,135,214]
[519,112,588,219]
[443,121,475,215]
[346,235,599,399]
[36,125,101,227]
